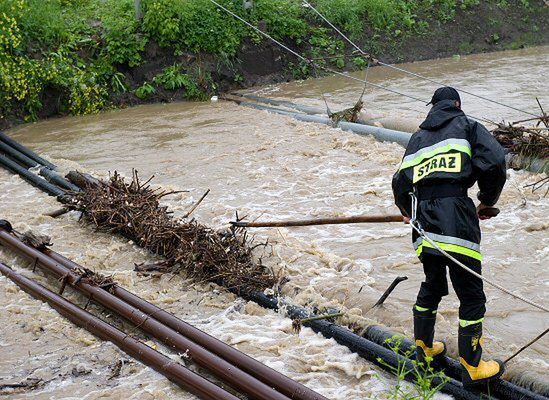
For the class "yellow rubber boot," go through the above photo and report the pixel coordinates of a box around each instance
[413,305,447,366]
[458,321,504,389]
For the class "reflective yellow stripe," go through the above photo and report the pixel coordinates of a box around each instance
[460,318,484,327]
[415,305,437,313]
[399,144,472,171]
[415,240,482,261]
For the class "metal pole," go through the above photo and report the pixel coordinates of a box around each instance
[0,263,238,400]
[0,229,295,400]
[135,0,142,19]
[45,249,326,400]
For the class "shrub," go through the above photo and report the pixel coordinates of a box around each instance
[100,0,147,67]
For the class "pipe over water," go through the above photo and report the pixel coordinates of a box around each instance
[0,228,322,400]
[45,249,327,400]
[237,101,548,174]
[0,140,79,191]
[0,131,57,170]
[364,326,548,400]
[0,153,65,197]
[245,291,480,400]
[0,262,238,400]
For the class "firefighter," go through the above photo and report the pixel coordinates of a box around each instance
[392,87,507,388]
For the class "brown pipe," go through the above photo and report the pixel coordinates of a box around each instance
[46,250,326,400]
[0,229,292,400]
[0,262,238,400]
[232,215,403,228]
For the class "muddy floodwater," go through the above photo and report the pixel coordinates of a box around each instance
[1,47,548,398]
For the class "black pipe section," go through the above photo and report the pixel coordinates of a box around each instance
[0,263,239,400]
[0,153,65,197]
[0,140,80,192]
[244,291,479,400]
[38,168,81,192]
[0,131,56,170]
[364,325,549,400]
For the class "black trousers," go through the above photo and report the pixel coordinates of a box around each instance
[416,254,486,321]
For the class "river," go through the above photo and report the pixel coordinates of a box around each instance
[1,46,547,398]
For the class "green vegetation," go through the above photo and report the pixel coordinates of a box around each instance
[378,336,450,400]
[0,0,544,126]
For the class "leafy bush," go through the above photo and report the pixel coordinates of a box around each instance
[135,81,156,99]
[250,0,308,42]
[100,0,147,67]
[142,0,245,56]
[152,64,210,100]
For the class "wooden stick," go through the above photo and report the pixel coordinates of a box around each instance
[232,214,403,228]
[183,189,210,219]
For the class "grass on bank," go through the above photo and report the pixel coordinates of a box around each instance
[0,0,538,124]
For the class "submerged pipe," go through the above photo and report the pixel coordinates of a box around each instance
[0,153,65,197]
[237,101,412,147]
[0,263,238,400]
[0,131,57,170]
[506,153,549,175]
[236,100,549,175]
[249,291,548,400]
[364,325,548,400]
[45,250,327,400]
[236,93,326,115]
[245,291,479,400]
[0,229,302,400]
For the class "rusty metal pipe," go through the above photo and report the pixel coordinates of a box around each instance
[0,262,238,400]
[45,249,327,400]
[0,229,293,400]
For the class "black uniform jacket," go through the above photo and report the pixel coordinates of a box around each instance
[392,100,506,266]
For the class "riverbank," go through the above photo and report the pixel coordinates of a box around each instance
[1,0,548,130]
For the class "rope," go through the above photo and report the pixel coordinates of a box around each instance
[302,0,540,118]
[408,194,548,313]
[504,328,549,364]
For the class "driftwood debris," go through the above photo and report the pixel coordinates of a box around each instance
[492,100,549,160]
[69,171,278,293]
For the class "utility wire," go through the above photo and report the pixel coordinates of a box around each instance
[210,0,430,105]
[211,0,493,125]
[301,0,540,118]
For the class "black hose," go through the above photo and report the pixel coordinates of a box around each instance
[0,140,79,192]
[0,153,65,197]
[364,325,549,400]
[0,131,57,170]
[244,291,479,400]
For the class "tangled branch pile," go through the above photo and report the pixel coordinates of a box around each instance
[492,123,549,159]
[70,171,278,293]
[492,101,549,159]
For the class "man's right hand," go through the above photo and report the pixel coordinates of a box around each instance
[477,203,499,220]
[403,216,411,224]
